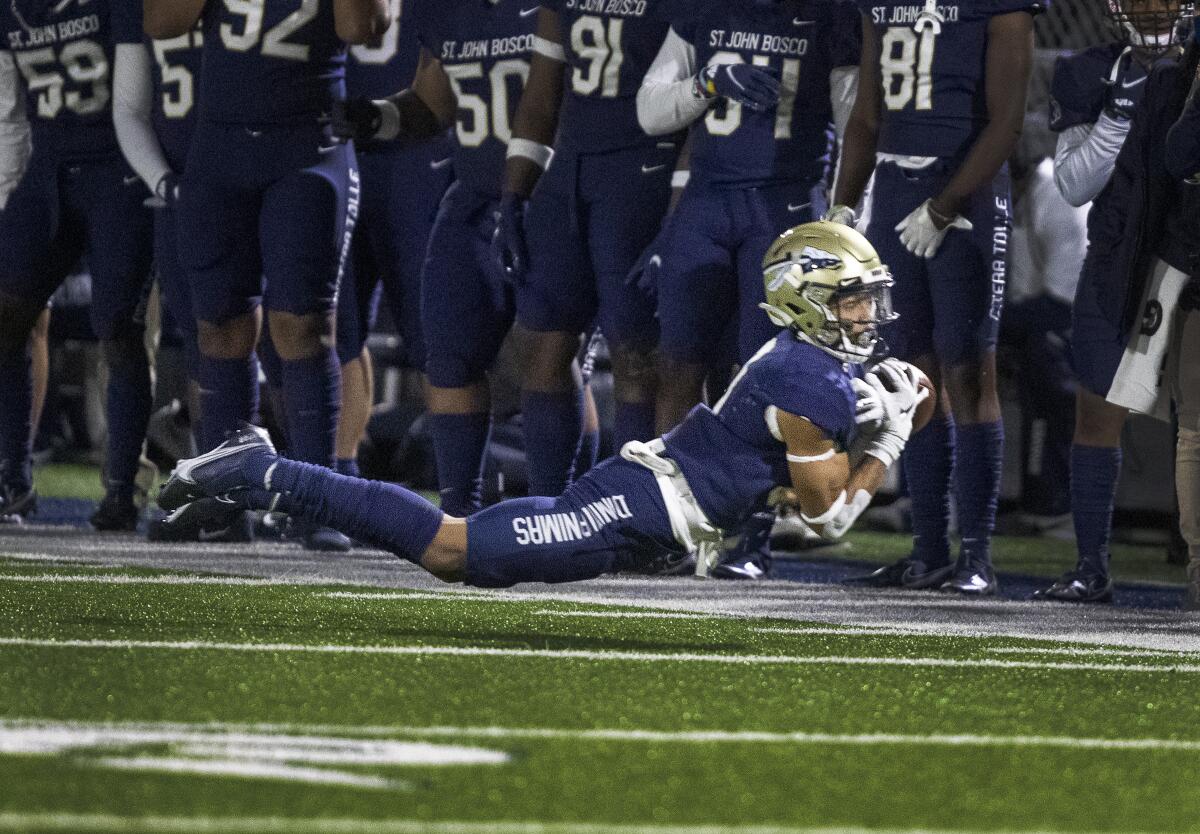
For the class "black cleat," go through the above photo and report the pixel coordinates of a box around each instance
[1033,571,1113,604]
[90,492,140,532]
[940,559,999,596]
[287,520,352,553]
[0,482,37,522]
[147,495,256,543]
[844,556,954,590]
[159,424,275,511]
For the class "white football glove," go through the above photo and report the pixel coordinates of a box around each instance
[895,199,972,259]
[823,204,859,227]
[851,377,884,427]
[861,360,929,468]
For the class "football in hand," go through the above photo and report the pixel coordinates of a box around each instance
[907,364,936,433]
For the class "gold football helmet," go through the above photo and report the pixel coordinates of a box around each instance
[760,220,896,364]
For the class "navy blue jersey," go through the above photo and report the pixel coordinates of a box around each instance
[1049,43,1150,132]
[861,0,1041,159]
[676,0,861,187]
[198,0,346,125]
[415,0,536,197]
[663,333,858,530]
[1,0,121,162]
[544,0,677,152]
[111,1,202,172]
[346,0,420,97]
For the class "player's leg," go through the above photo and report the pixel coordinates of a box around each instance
[654,188,737,433]
[155,204,202,442]
[334,231,376,478]
[575,376,600,478]
[78,160,156,528]
[260,142,356,472]
[1173,303,1200,608]
[29,307,50,444]
[928,166,1010,595]
[180,127,266,453]
[586,145,675,449]
[848,161,955,588]
[514,152,592,497]
[0,154,73,515]
[423,185,515,516]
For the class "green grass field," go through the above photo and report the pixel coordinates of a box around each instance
[2,553,1199,834]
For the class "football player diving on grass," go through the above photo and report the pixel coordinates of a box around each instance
[157,222,932,589]
[830,0,1040,596]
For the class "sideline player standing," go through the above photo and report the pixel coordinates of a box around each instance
[637,0,861,432]
[332,0,539,517]
[334,0,453,479]
[1035,0,1189,603]
[832,0,1039,596]
[494,0,681,498]
[0,0,155,528]
[161,222,927,589]
[142,0,390,526]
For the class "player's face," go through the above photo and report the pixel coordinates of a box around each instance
[831,292,877,340]
[1123,0,1183,37]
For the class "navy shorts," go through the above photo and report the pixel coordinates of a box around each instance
[865,159,1011,365]
[337,145,453,368]
[516,142,676,348]
[1070,269,1128,398]
[0,150,153,340]
[656,180,823,365]
[464,456,679,588]
[421,182,514,389]
[177,120,357,325]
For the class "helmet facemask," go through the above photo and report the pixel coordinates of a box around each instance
[1107,0,1193,55]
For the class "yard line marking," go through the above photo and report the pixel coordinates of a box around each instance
[95,756,399,789]
[534,609,744,620]
[986,646,1187,658]
[0,814,1172,834]
[0,573,334,587]
[7,717,1200,752]
[0,552,110,565]
[2,636,1198,674]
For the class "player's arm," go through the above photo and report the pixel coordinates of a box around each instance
[927,11,1033,223]
[0,49,29,210]
[112,42,174,202]
[502,8,566,199]
[775,411,887,542]
[1165,63,1200,183]
[143,0,204,40]
[331,47,455,144]
[830,14,879,215]
[333,0,392,46]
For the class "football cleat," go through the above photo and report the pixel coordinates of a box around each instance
[940,560,999,596]
[1032,571,1114,604]
[712,553,771,580]
[158,424,275,512]
[0,483,37,522]
[90,491,139,532]
[288,520,352,553]
[843,556,954,590]
[147,495,256,544]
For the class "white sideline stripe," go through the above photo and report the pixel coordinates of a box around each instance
[3,718,1199,754]
[0,573,331,587]
[0,552,109,565]
[94,756,399,789]
[0,813,1116,834]
[2,636,1198,674]
[986,646,1187,658]
[535,609,743,621]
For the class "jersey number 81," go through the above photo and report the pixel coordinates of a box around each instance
[880,27,936,112]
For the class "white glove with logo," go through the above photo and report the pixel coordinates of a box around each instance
[895,199,972,259]
[824,204,859,228]
[861,360,929,467]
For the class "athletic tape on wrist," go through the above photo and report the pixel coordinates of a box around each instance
[507,138,555,170]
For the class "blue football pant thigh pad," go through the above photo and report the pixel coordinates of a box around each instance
[657,183,814,365]
[338,149,451,370]
[421,183,515,390]
[517,145,674,347]
[464,457,681,588]
[1070,272,1129,399]
[867,161,1011,366]
[0,154,153,339]
[179,122,354,325]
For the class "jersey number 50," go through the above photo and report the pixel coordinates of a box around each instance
[221,0,318,61]
[880,27,936,112]
[444,60,530,147]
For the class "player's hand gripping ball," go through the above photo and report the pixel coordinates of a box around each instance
[852,359,935,435]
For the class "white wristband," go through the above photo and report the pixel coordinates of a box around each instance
[671,170,691,188]
[507,138,555,170]
[533,36,566,63]
[374,99,401,141]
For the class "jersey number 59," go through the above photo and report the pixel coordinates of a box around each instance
[15,41,108,118]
